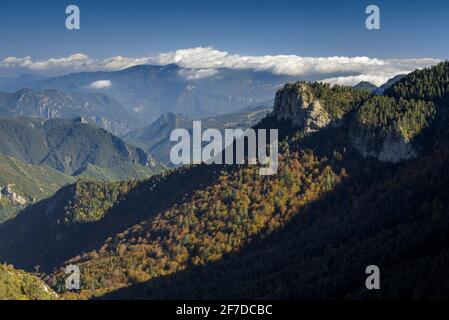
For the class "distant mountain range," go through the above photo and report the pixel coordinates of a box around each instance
[0,65,301,123]
[0,73,49,91]
[353,77,408,94]
[0,67,409,136]
[373,74,406,95]
[124,105,271,164]
[0,88,142,136]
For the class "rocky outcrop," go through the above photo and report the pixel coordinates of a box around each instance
[272,82,420,163]
[272,83,331,133]
[0,184,27,205]
[350,129,416,163]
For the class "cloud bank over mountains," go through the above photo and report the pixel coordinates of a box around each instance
[0,54,152,73]
[0,47,440,86]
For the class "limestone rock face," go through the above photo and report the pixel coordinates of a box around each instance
[272,83,331,133]
[0,184,27,205]
[349,125,417,163]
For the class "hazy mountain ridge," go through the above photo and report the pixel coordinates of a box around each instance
[0,64,299,122]
[0,88,142,136]
[124,106,271,164]
[373,74,407,95]
[0,74,49,92]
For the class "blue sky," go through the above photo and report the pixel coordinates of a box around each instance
[0,0,447,59]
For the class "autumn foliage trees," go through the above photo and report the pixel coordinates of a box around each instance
[50,147,346,298]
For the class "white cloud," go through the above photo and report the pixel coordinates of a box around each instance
[151,48,440,85]
[30,53,91,70]
[89,80,112,89]
[0,53,152,72]
[0,56,33,68]
[0,47,441,85]
[100,56,153,70]
[178,68,219,80]
[320,74,391,87]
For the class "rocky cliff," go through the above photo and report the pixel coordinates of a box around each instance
[349,95,435,163]
[272,82,331,133]
[270,81,435,164]
[349,128,417,163]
